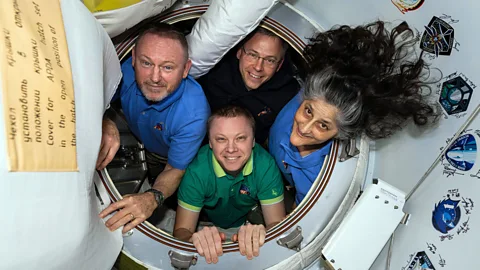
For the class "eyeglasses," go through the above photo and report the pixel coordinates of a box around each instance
[241,47,280,67]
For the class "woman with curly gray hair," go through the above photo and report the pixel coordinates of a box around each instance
[269,21,438,206]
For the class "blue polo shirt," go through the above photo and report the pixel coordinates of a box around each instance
[269,93,333,205]
[117,56,210,170]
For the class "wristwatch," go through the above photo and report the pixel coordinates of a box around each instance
[145,188,164,208]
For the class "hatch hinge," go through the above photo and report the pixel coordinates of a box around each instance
[276,226,303,251]
[400,212,411,225]
[339,138,360,162]
[168,250,197,270]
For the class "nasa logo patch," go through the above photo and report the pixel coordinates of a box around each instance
[391,0,425,14]
[432,198,461,234]
[406,251,436,270]
[239,184,250,195]
[420,16,455,57]
[432,190,475,241]
[445,134,477,171]
[439,76,473,115]
[257,106,272,117]
[154,122,163,131]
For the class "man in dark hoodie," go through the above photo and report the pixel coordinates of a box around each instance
[197,27,300,145]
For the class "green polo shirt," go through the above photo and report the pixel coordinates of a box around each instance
[178,143,284,229]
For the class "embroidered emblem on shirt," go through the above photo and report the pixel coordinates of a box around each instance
[154,122,163,131]
[239,184,250,195]
[257,106,272,117]
[272,189,279,196]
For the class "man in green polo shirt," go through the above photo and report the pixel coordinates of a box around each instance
[173,105,285,264]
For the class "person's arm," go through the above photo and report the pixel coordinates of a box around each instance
[96,67,128,170]
[98,164,186,234]
[98,161,182,234]
[149,119,203,200]
[163,105,209,196]
[257,158,286,229]
[173,206,200,241]
[261,201,286,230]
[151,163,185,199]
[96,117,120,170]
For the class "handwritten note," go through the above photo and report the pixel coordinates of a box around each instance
[1,0,77,171]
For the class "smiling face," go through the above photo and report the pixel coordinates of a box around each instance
[132,33,191,102]
[290,98,339,154]
[209,116,255,176]
[236,32,285,91]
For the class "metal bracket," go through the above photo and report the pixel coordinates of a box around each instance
[276,226,303,251]
[339,138,360,162]
[168,250,197,270]
[400,212,411,225]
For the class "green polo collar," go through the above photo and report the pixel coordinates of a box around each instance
[212,151,253,178]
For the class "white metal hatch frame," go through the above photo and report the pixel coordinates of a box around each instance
[97,2,368,269]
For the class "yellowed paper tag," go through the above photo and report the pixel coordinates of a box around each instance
[1,0,78,171]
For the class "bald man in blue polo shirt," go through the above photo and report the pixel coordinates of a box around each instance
[97,23,210,233]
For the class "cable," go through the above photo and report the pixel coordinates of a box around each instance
[406,103,480,201]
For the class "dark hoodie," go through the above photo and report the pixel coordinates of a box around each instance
[197,51,300,144]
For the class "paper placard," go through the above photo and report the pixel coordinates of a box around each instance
[0,0,78,171]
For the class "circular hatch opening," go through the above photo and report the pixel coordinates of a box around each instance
[99,5,338,254]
